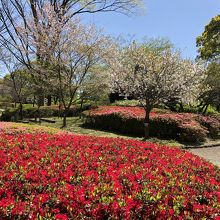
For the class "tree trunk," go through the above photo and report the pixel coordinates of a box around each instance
[38,93,44,107]
[47,95,52,106]
[36,107,41,124]
[144,109,150,139]
[62,110,67,128]
[179,101,184,112]
[54,96,59,105]
[202,104,209,115]
[200,103,206,114]
[197,101,204,108]
[33,96,35,107]
[79,98,84,119]
[19,102,23,120]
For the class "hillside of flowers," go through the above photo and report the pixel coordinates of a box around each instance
[0,123,220,219]
[83,106,220,143]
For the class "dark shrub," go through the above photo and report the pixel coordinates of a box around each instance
[178,124,208,143]
[0,108,18,121]
[196,115,220,138]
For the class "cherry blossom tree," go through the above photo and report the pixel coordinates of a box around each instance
[108,41,206,138]
[50,20,113,127]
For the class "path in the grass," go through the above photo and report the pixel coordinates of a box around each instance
[189,146,220,167]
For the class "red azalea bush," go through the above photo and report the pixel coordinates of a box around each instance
[83,106,220,143]
[86,106,147,118]
[0,126,219,219]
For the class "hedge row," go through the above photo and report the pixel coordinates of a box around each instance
[83,106,220,144]
[0,104,92,121]
[0,102,14,109]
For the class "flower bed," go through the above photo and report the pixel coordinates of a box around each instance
[0,125,219,219]
[83,106,220,143]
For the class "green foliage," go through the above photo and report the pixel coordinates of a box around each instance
[206,62,220,87]
[3,69,35,106]
[0,95,11,103]
[0,108,18,121]
[164,102,219,115]
[141,37,174,55]
[0,106,52,121]
[80,66,110,105]
[112,100,141,106]
[199,62,220,112]
[0,102,14,109]
[0,104,93,121]
[196,15,220,61]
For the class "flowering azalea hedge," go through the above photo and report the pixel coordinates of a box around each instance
[0,125,219,219]
[83,106,220,143]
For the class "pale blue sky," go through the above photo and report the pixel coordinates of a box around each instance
[84,0,220,59]
[1,0,219,76]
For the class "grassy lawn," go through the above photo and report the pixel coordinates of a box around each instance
[30,116,184,148]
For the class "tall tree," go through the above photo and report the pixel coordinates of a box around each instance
[199,62,220,113]
[196,15,220,61]
[4,70,32,120]
[52,19,112,127]
[196,15,220,113]
[0,51,33,119]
